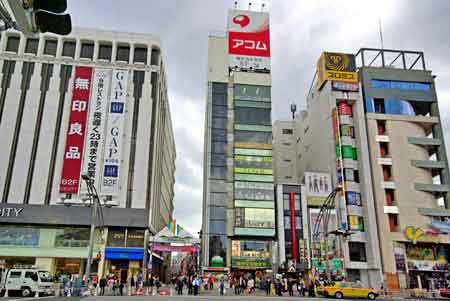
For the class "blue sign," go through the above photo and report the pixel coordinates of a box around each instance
[105,247,144,260]
[104,165,118,177]
[110,102,124,113]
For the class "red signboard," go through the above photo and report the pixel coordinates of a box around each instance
[60,66,93,193]
[151,244,199,253]
[228,30,270,57]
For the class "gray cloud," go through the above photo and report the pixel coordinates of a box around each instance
[68,0,450,233]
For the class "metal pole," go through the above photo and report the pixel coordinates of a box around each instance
[142,229,150,280]
[85,196,97,287]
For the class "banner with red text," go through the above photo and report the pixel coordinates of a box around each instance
[60,66,93,193]
[151,244,199,253]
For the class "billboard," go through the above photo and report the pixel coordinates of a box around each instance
[60,66,93,193]
[317,52,357,89]
[228,9,270,70]
[81,68,111,191]
[304,172,332,206]
[101,69,129,196]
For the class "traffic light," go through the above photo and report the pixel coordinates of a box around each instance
[5,0,72,35]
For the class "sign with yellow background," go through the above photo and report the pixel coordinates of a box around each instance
[317,52,358,89]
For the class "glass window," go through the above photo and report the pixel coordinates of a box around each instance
[212,117,227,129]
[0,226,39,246]
[212,93,227,106]
[210,220,226,234]
[284,216,291,229]
[9,271,22,278]
[348,216,364,231]
[126,229,144,248]
[150,47,160,65]
[25,38,39,54]
[234,84,270,102]
[210,192,227,206]
[235,148,272,157]
[6,36,20,52]
[283,194,290,210]
[212,82,227,94]
[235,155,272,169]
[62,40,76,58]
[349,242,367,262]
[211,154,226,166]
[211,141,226,154]
[211,129,226,142]
[98,44,112,61]
[346,191,361,206]
[212,105,227,117]
[107,229,126,247]
[25,271,35,279]
[282,128,293,135]
[372,80,431,92]
[385,99,415,116]
[294,194,301,210]
[55,227,90,248]
[210,206,227,219]
[235,107,271,126]
[295,216,302,228]
[80,41,94,59]
[234,130,271,144]
[116,45,130,62]
[134,47,148,64]
[235,187,274,201]
[244,208,275,228]
[43,39,57,56]
[209,235,226,265]
[211,166,226,178]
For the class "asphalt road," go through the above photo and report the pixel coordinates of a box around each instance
[5,297,359,301]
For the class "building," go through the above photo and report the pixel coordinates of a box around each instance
[0,28,176,280]
[273,120,298,183]
[202,9,276,273]
[296,49,450,289]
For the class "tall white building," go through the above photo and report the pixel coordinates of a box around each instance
[0,28,175,280]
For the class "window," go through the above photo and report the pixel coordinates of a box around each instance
[25,271,36,279]
[212,105,227,117]
[210,206,227,219]
[382,165,392,181]
[282,128,293,135]
[210,192,227,206]
[211,154,226,166]
[388,214,399,232]
[134,46,148,64]
[348,216,364,231]
[295,216,302,229]
[62,40,76,58]
[212,117,226,129]
[284,159,291,162]
[9,271,22,278]
[349,242,367,262]
[374,98,385,113]
[377,120,386,135]
[55,227,90,247]
[234,84,270,102]
[211,166,226,178]
[0,226,39,246]
[380,142,389,157]
[283,142,291,146]
[25,38,38,54]
[235,107,271,126]
[80,41,94,59]
[210,220,226,234]
[212,129,226,142]
[294,194,301,210]
[116,45,130,62]
[385,189,395,206]
[150,47,160,65]
[284,216,291,229]
[107,229,126,247]
[6,36,20,52]
[43,39,57,56]
[372,80,431,92]
[98,43,112,61]
[346,191,361,206]
[234,131,271,144]
[212,141,226,154]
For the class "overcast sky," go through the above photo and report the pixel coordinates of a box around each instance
[68,0,450,234]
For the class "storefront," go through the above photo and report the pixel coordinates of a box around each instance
[231,240,272,272]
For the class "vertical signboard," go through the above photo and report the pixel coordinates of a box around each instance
[228,9,270,70]
[101,69,129,195]
[60,66,93,193]
[304,172,332,206]
[82,68,111,190]
[316,52,357,90]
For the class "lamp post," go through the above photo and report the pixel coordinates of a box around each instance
[81,173,100,289]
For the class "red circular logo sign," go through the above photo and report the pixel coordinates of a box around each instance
[233,14,250,27]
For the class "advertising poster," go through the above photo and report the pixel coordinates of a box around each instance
[101,69,129,195]
[228,10,270,70]
[304,172,332,206]
[81,68,111,191]
[317,52,358,89]
[60,66,93,193]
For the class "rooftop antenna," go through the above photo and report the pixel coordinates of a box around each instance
[234,1,238,9]
[290,103,297,120]
[378,17,384,50]
[248,2,252,10]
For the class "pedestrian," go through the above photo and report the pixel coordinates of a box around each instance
[265,277,271,295]
[248,277,255,294]
[219,279,225,295]
[193,276,199,295]
[155,276,161,294]
[188,275,193,295]
[298,278,305,296]
[119,278,125,296]
[130,275,135,295]
[276,279,283,296]
[239,276,245,295]
[99,277,107,296]
[208,274,214,290]
[288,278,294,296]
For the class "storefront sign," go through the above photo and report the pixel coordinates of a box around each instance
[60,66,93,193]
[152,244,199,253]
[305,172,332,206]
[105,247,144,260]
[317,52,357,89]
[82,68,111,190]
[101,69,129,196]
[231,256,271,269]
[405,226,441,243]
[228,10,271,70]
[234,167,273,175]
[332,81,359,92]
[0,207,23,217]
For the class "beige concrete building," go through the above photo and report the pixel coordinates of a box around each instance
[273,120,298,184]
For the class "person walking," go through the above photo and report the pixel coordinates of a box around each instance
[287,278,294,296]
[130,275,135,295]
[119,278,125,296]
[248,277,255,294]
[298,278,305,296]
[219,279,225,296]
[265,277,272,295]
[99,277,107,296]
[193,276,199,296]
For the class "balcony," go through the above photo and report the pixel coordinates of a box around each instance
[414,183,450,193]
[408,137,442,150]
[412,160,446,170]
